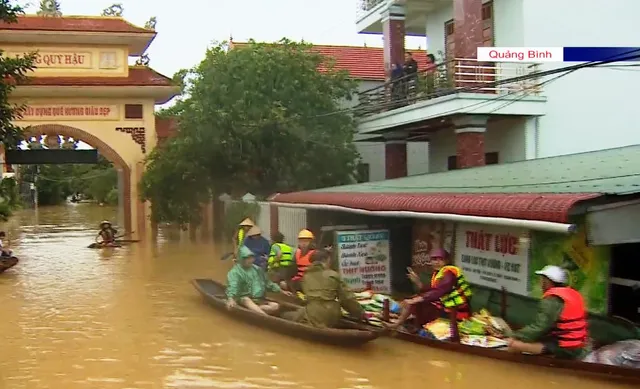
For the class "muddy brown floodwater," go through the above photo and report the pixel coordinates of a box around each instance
[0,204,636,389]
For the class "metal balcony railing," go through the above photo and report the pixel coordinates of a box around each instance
[355,58,543,118]
[356,0,387,19]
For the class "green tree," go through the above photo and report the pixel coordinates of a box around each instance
[17,156,119,206]
[101,3,122,17]
[141,39,360,225]
[1,1,37,150]
[0,1,37,220]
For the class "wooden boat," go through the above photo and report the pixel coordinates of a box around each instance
[0,256,19,273]
[268,291,639,383]
[390,325,639,384]
[192,279,381,346]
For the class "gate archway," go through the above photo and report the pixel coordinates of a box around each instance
[23,124,133,234]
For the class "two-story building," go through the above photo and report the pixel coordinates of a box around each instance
[230,40,434,182]
[354,0,640,178]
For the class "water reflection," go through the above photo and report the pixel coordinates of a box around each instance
[0,204,635,388]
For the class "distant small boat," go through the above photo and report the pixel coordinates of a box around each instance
[87,239,139,249]
[0,256,19,273]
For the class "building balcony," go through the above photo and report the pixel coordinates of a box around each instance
[356,0,446,35]
[354,58,547,136]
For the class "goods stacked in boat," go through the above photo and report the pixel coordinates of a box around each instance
[422,309,511,348]
[340,290,398,327]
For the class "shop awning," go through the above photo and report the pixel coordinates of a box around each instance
[587,199,640,245]
[270,192,600,233]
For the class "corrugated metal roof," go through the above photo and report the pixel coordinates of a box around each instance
[271,192,598,223]
[314,145,640,195]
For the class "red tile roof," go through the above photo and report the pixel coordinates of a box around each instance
[314,45,428,80]
[271,192,601,223]
[19,66,174,87]
[231,42,428,81]
[0,15,152,34]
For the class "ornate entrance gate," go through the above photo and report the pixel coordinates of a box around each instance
[1,14,179,240]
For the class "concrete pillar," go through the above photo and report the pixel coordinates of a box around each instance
[200,201,213,241]
[454,115,488,169]
[382,3,405,78]
[453,0,484,58]
[453,0,485,89]
[270,204,279,238]
[384,134,408,179]
[117,168,125,228]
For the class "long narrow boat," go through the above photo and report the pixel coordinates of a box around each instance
[390,327,639,384]
[267,292,639,383]
[87,239,139,249]
[192,279,381,346]
[0,256,18,273]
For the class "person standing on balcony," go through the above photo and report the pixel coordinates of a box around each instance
[425,54,437,93]
[403,52,419,99]
[390,62,405,107]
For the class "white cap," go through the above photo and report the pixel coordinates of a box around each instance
[535,265,567,284]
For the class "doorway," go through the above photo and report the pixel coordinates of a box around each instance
[609,243,640,324]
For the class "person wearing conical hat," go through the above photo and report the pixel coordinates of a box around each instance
[96,220,118,247]
[242,225,270,270]
[233,217,254,253]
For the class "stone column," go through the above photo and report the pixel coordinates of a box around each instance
[453,0,485,89]
[117,168,125,228]
[385,134,408,179]
[455,115,488,169]
[270,204,279,237]
[382,3,406,79]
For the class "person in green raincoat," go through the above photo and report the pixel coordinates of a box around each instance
[226,246,293,315]
[283,249,366,328]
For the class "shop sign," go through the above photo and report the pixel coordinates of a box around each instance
[412,221,454,268]
[20,105,119,121]
[454,224,529,296]
[335,229,391,293]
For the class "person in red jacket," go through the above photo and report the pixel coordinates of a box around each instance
[506,265,590,359]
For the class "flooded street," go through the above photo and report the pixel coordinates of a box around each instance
[0,204,635,389]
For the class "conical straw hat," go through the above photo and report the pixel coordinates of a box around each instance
[239,218,254,227]
[246,226,261,236]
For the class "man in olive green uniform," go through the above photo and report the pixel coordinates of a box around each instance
[283,249,365,328]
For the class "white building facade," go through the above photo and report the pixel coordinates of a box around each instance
[355,0,640,175]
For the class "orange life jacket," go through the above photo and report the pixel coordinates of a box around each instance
[543,287,588,349]
[430,266,472,321]
[292,248,314,281]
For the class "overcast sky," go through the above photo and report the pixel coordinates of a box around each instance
[23,0,424,78]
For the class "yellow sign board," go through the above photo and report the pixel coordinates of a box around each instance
[6,51,93,69]
[20,105,120,121]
